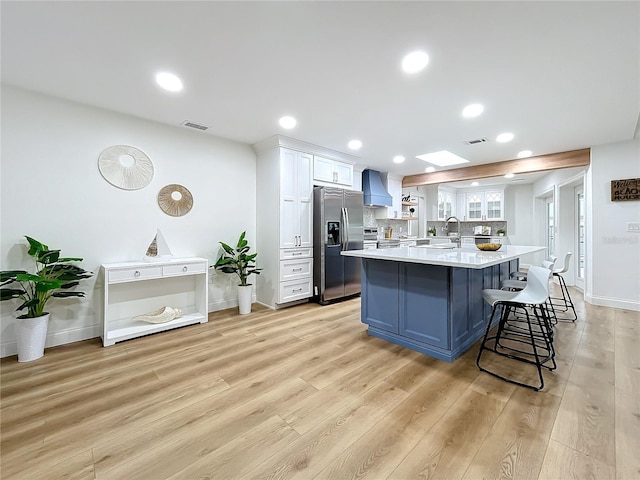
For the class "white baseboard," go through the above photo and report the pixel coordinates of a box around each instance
[0,324,101,359]
[208,294,257,313]
[585,294,640,312]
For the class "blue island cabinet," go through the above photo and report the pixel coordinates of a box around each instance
[361,257,518,362]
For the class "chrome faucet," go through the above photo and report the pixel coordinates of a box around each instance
[444,216,462,248]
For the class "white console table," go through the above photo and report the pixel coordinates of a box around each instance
[101,257,208,346]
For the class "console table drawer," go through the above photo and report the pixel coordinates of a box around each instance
[108,266,162,283]
[163,262,207,277]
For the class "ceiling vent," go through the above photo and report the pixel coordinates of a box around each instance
[181,121,209,131]
[464,137,488,145]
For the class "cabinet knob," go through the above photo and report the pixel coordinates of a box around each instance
[292,268,302,272]
[292,252,302,256]
[134,270,141,277]
[182,266,188,272]
[292,288,303,293]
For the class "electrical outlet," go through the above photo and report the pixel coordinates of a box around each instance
[627,222,640,233]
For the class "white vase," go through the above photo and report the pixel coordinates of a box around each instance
[16,313,49,362]
[237,285,253,315]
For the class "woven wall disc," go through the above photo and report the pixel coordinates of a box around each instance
[157,184,193,217]
[98,145,154,190]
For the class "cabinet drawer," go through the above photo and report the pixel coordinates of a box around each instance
[280,258,312,281]
[280,248,313,259]
[163,262,207,277]
[279,278,312,303]
[108,266,162,283]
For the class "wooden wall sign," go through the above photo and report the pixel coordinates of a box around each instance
[611,178,640,201]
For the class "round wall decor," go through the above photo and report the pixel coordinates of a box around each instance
[158,184,193,217]
[98,145,154,190]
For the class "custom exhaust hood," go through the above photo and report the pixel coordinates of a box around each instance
[362,169,392,207]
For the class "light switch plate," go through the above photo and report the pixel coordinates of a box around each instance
[627,222,640,233]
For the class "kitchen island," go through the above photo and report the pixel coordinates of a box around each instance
[341,245,545,362]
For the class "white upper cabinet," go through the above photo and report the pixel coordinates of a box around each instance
[437,188,456,220]
[313,155,354,187]
[280,149,313,248]
[465,189,504,221]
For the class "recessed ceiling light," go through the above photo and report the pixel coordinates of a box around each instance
[393,155,405,164]
[401,50,429,74]
[416,150,469,167]
[517,150,532,158]
[496,132,514,143]
[462,104,484,118]
[425,166,436,173]
[471,181,480,187]
[155,72,183,92]
[279,116,297,129]
[348,139,362,150]
[504,173,515,179]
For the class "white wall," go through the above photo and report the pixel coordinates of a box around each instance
[504,184,536,265]
[587,139,640,310]
[0,86,257,356]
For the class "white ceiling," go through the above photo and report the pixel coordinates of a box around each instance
[2,1,638,179]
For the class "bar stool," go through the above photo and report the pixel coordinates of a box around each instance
[476,266,556,391]
[501,257,558,324]
[549,252,577,322]
[509,256,557,281]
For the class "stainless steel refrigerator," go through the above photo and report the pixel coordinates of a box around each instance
[313,186,364,304]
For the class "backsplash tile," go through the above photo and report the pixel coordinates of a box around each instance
[427,221,507,236]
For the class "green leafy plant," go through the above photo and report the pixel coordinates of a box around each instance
[214,231,262,286]
[497,228,507,235]
[0,236,93,318]
[428,227,437,236]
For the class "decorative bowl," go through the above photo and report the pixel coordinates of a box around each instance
[476,243,502,251]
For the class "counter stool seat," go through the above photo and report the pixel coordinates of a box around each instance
[477,266,556,391]
[550,252,577,322]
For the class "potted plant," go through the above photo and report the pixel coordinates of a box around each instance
[497,228,506,236]
[428,227,437,236]
[213,231,262,315]
[0,236,92,362]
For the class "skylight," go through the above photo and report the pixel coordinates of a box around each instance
[416,150,470,167]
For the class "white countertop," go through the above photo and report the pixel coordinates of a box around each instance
[341,245,544,269]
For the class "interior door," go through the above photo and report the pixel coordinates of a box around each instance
[575,186,585,290]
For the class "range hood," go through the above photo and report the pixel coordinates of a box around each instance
[362,169,392,207]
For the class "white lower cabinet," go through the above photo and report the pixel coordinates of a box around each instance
[279,257,312,282]
[279,277,313,304]
[101,257,208,346]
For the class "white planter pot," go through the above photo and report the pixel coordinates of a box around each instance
[16,313,49,362]
[237,285,253,315]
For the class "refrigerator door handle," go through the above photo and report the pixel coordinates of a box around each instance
[343,207,350,250]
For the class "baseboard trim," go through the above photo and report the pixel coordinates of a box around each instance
[585,294,640,312]
[208,294,257,313]
[1,324,101,359]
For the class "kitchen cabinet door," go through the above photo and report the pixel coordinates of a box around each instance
[313,156,354,187]
[280,149,313,248]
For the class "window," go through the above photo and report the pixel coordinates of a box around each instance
[546,196,554,257]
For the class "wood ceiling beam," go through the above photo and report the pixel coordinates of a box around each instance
[402,148,591,187]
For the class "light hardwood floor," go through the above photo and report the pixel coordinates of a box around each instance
[1,284,638,480]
